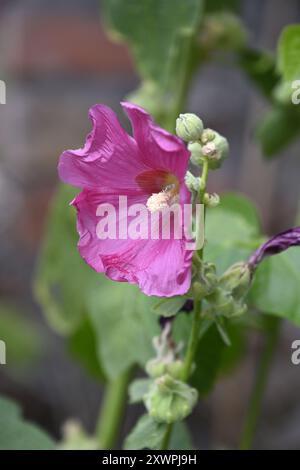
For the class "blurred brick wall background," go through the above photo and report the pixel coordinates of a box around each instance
[0,0,300,449]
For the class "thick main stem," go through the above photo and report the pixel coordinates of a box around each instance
[239,316,281,450]
[161,160,208,450]
[96,368,132,450]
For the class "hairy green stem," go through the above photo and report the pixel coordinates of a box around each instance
[199,160,209,204]
[240,316,281,450]
[182,299,202,382]
[97,368,132,449]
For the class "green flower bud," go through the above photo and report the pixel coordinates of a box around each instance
[188,141,204,166]
[204,192,220,208]
[146,359,166,378]
[201,128,215,144]
[207,287,248,318]
[202,132,229,169]
[144,375,198,424]
[192,261,218,300]
[204,262,218,284]
[176,113,204,142]
[59,420,98,450]
[200,12,247,52]
[184,171,201,192]
[219,262,251,299]
[166,360,185,380]
[192,281,209,300]
[210,289,236,316]
[232,301,248,317]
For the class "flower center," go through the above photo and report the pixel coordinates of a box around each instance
[146,184,179,213]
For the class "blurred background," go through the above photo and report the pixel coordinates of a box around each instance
[0,0,300,450]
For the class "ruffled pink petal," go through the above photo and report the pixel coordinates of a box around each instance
[72,189,192,296]
[73,190,148,276]
[136,239,193,297]
[121,102,190,181]
[58,104,149,192]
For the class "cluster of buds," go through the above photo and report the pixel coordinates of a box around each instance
[188,130,229,170]
[176,113,229,171]
[176,113,228,210]
[145,322,184,380]
[189,260,252,320]
[143,323,198,424]
[190,227,300,322]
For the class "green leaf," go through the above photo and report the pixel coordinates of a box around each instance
[249,248,300,326]
[152,296,187,318]
[256,106,300,157]
[34,185,102,334]
[0,396,55,450]
[220,192,261,229]
[129,378,152,404]
[68,315,106,381]
[172,311,194,347]
[205,192,261,273]
[190,319,246,395]
[0,305,40,367]
[215,318,231,346]
[125,415,193,450]
[278,24,300,81]
[219,320,246,373]
[88,281,159,379]
[190,323,226,396]
[103,0,203,86]
[124,414,166,450]
[252,26,300,158]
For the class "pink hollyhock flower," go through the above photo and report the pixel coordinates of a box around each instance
[58,102,193,297]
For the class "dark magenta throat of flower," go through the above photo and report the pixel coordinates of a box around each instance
[248,227,300,270]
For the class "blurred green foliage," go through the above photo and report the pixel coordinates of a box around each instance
[103,0,203,85]
[34,185,97,334]
[0,396,54,450]
[278,24,300,81]
[103,0,203,128]
[254,24,300,157]
[0,304,41,368]
[68,315,106,381]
